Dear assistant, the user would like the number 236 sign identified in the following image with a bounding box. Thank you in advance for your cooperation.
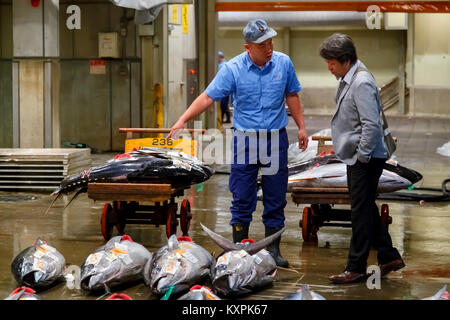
[125,137,198,157]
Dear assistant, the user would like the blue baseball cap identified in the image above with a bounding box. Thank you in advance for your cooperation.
[243,19,277,44]
[217,51,224,58]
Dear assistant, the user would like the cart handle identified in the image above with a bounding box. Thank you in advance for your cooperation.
[119,128,206,139]
[311,135,397,142]
[119,128,206,134]
[312,136,332,141]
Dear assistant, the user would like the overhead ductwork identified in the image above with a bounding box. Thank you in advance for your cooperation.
[218,11,369,29]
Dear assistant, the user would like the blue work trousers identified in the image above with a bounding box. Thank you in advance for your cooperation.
[229,128,289,228]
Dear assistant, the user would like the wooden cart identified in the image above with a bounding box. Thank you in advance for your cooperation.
[291,136,392,242]
[86,127,206,241]
[88,182,192,241]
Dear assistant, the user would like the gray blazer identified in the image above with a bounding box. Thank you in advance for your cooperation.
[331,60,387,166]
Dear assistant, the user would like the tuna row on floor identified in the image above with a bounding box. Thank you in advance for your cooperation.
[5,225,449,301]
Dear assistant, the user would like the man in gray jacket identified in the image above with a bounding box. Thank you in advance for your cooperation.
[319,33,405,284]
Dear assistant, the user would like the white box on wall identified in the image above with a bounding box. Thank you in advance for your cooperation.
[98,32,120,58]
[385,13,408,30]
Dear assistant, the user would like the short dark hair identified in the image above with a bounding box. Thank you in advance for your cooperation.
[319,33,358,64]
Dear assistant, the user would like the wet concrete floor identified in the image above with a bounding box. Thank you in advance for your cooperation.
[0,115,449,300]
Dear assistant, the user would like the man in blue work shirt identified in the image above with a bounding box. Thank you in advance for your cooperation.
[217,51,231,123]
[169,19,308,267]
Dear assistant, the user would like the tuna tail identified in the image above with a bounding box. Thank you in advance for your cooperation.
[301,284,312,300]
[167,234,180,251]
[5,288,27,300]
[245,227,285,255]
[44,193,62,215]
[431,285,447,300]
[200,223,285,255]
[63,188,85,210]
[200,223,240,252]
[96,284,112,300]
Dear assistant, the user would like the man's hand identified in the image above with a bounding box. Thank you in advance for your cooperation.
[167,119,186,139]
[298,128,308,151]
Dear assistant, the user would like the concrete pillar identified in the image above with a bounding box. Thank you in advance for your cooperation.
[12,0,60,148]
[141,34,156,129]
[203,0,218,130]
[140,7,168,130]
[398,39,406,114]
[406,13,415,115]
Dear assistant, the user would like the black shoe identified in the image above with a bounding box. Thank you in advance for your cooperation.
[329,271,367,284]
[265,226,289,268]
[379,258,405,277]
[232,223,249,243]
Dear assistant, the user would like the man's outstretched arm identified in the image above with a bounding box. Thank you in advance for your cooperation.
[167,92,214,138]
[286,93,308,151]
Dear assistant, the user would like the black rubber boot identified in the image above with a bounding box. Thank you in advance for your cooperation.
[265,226,289,268]
[232,223,249,243]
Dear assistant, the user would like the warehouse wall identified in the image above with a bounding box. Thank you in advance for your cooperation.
[0,1,12,58]
[0,1,12,147]
[167,4,197,128]
[59,1,141,152]
[408,13,450,117]
[217,27,406,114]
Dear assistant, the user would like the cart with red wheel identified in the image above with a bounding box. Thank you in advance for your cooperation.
[292,187,392,242]
[87,182,193,241]
[291,136,393,242]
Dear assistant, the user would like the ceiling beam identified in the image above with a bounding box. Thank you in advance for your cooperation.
[215,1,450,13]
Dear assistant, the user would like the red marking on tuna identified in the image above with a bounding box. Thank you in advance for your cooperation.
[80,169,91,179]
[114,153,131,160]
[177,236,193,242]
[106,293,132,300]
[190,285,213,293]
[241,239,255,243]
[190,285,203,291]
[121,235,133,242]
[10,286,36,295]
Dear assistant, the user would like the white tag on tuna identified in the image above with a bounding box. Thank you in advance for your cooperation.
[217,253,230,266]
[254,255,263,265]
[164,260,180,275]
[87,253,101,265]
[173,159,192,171]
[46,252,58,262]
[386,159,398,166]
[182,251,198,264]
[120,254,133,265]
[33,258,47,271]
[115,242,128,251]
[106,253,118,262]
[234,250,248,259]
[33,250,45,259]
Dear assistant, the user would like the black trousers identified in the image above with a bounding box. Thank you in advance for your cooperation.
[346,158,401,273]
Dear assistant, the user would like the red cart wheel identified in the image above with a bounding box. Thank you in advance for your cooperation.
[165,204,178,238]
[180,199,192,236]
[301,207,312,242]
[101,203,114,241]
[300,206,318,242]
[381,204,392,225]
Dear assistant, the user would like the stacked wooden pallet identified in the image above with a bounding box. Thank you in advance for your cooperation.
[0,149,91,192]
